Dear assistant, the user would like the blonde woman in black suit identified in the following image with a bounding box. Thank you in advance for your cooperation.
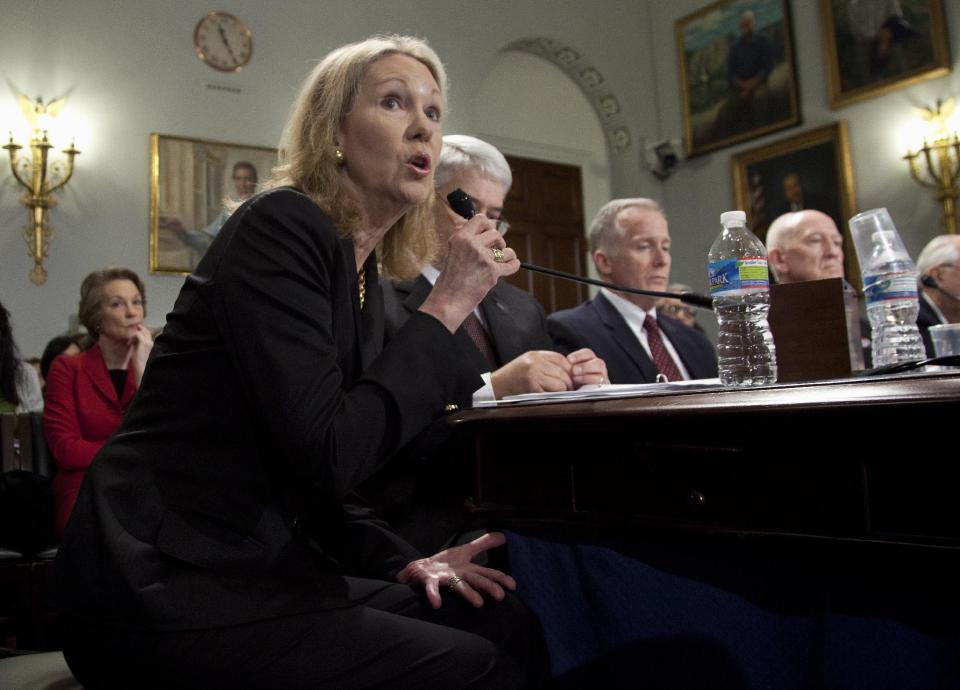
[55,35,546,689]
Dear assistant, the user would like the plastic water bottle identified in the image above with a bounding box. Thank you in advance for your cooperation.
[847,208,925,366]
[708,210,777,386]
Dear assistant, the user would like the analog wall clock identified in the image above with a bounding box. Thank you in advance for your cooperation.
[194,11,253,72]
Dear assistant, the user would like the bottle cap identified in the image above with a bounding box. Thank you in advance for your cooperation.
[720,210,746,225]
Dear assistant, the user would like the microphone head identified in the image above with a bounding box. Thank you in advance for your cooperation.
[679,292,715,310]
[446,189,476,220]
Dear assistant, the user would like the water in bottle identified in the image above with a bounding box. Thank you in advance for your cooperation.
[708,210,777,386]
[847,208,925,366]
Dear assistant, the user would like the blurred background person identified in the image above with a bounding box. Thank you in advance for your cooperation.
[917,234,960,357]
[39,332,86,387]
[656,282,705,333]
[0,300,44,413]
[44,267,152,536]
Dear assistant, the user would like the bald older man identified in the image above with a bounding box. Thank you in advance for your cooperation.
[766,210,874,366]
[766,210,845,284]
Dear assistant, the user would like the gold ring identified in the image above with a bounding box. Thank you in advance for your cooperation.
[492,248,505,263]
[447,575,462,589]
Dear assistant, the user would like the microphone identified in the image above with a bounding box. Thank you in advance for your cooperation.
[446,189,714,310]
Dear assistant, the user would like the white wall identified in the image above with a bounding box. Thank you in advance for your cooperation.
[475,50,611,262]
[1,0,650,356]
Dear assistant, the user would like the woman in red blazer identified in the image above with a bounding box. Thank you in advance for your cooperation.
[44,267,153,536]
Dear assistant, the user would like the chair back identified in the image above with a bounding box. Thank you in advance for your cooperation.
[0,413,53,477]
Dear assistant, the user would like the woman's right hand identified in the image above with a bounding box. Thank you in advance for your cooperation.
[418,214,520,333]
[127,324,155,385]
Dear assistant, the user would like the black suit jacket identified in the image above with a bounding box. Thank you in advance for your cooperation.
[370,275,554,552]
[55,188,482,631]
[382,274,554,372]
[547,292,718,384]
[917,293,945,358]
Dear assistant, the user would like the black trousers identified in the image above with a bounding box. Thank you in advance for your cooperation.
[61,580,549,689]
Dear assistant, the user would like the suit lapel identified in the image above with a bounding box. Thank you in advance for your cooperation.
[480,282,524,365]
[81,344,123,408]
[400,275,433,315]
[393,273,495,372]
[593,294,658,382]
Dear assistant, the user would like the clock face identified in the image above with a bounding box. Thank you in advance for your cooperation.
[194,11,253,72]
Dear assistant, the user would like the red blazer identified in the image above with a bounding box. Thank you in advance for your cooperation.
[44,343,137,536]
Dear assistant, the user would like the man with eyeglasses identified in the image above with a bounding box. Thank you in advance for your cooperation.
[656,283,705,333]
[916,234,960,357]
[373,135,606,554]
[382,135,606,402]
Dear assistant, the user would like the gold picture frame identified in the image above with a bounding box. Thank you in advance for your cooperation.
[676,0,801,157]
[819,0,951,109]
[149,133,277,275]
[731,121,860,282]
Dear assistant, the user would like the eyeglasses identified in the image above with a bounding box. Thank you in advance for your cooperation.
[660,304,698,318]
[440,192,510,235]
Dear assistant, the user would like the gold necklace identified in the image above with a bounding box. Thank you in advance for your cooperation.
[358,267,366,309]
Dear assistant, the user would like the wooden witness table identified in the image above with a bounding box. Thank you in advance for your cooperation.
[446,371,960,686]
[448,370,960,551]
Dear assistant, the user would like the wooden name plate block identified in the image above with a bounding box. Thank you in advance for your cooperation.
[768,277,865,383]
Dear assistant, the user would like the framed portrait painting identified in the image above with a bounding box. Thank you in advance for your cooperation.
[676,0,801,157]
[820,0,951,108]
[149,133,277,275]
[731,121,860,282]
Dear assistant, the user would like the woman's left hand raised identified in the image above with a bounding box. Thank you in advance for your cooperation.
[396,532,517,609]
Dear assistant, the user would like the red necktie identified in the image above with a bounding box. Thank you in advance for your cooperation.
[644,314,683,382]
[462,312,498,368]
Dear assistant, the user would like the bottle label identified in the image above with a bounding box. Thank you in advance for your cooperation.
[862,272,918,305]
[708,257,769,294]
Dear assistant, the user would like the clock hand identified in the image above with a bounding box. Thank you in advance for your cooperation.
[217,22,239,64]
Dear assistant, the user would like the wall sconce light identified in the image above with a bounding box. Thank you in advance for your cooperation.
[3,95,80,285]
[903,98,959,235]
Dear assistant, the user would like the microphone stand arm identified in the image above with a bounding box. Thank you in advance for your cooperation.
[519,262,714,311]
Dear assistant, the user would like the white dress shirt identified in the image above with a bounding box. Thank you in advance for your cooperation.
[601,288,691,380]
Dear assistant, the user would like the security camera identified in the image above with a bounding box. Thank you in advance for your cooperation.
[644,138,685,180]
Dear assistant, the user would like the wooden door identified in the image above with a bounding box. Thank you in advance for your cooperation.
[503,156,588,313]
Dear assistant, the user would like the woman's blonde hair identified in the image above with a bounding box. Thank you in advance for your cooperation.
[266,35,447,279]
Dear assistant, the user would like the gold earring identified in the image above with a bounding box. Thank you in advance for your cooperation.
[335,147,345,165]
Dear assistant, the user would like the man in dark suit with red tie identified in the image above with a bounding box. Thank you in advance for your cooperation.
[547,198,718,383]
